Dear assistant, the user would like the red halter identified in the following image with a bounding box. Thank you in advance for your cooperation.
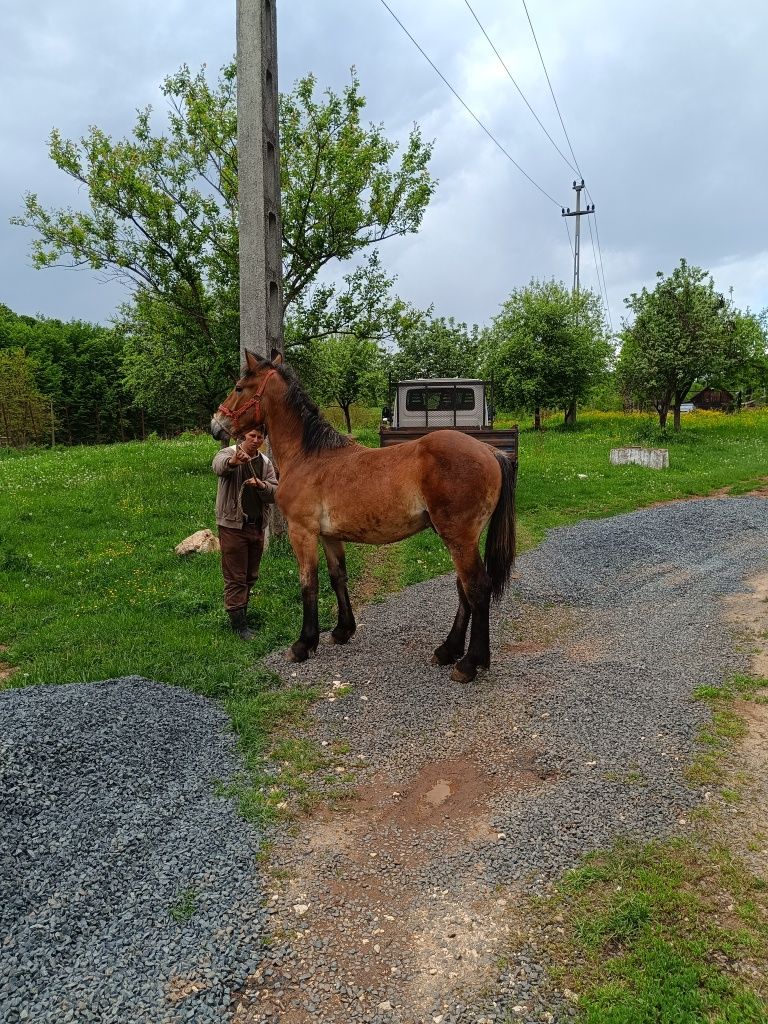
[217,369,277,435]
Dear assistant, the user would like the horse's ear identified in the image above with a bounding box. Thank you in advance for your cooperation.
[244,349,259,372]
[271,348,283,366]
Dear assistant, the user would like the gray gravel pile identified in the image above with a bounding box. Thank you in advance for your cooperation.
[0,677,265,1024]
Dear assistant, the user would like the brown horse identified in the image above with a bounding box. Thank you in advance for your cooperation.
[211,350,517,682]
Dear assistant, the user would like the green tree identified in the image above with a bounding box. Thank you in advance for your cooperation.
[391,314,480,380]
[305,334,386,433]
[0,304,140,443]
[481,279,610,429]
[13,64,435,422]
[725,310,768,404]
[0,349,51,447]
[619,259,751,430]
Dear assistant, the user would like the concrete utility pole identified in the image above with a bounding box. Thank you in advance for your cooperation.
[237,0,284,370]
[561,180,595,426]
[561,180,594,296]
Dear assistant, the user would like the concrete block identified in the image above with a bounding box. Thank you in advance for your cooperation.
[610,447,669,469]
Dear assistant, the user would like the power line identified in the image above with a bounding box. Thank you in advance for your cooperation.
[590,209,614,334]
[586,212,613,332]
[461,0,579,176]
[519,0,583,178]
[563,217,574,260]
[378,0,564,208]
[519,0,614,332]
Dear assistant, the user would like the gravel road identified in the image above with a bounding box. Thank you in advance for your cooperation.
[2,495,767,1024]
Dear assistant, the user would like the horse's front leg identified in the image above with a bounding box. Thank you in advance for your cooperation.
[287,525,320,662]
[321,537,357,645]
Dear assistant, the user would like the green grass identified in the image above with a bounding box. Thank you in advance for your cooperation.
[545,671,768,1021]
[169,887,199,924]
[549,840,768,1023]
[687,674,768,787]
[0,433,350,819]
[2,409,768,816]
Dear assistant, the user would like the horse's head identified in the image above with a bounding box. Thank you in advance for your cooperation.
[210,349,283,442]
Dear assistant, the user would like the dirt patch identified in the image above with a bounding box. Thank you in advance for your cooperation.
[351,544,402,609]
[167,975,211,1003]
[233,752,551,1023]
[502,602,584,655]
[647,477,768,509]
[501,602,611,666]
[718,571,768,879]
[723,571,768,679]
[0,647,17,685]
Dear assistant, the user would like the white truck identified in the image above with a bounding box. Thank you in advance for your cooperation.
[379,378,518,455]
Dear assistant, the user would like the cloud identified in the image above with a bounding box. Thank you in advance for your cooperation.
[2,0,767,328]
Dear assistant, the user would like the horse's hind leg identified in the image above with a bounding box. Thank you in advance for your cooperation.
[321,537,356,644]
[447,549,492,684]
[432,579,470,666]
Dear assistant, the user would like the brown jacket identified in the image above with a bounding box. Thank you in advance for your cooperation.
[212,446,278,530]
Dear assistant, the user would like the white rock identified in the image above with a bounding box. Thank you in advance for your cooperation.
[293,903,309,916]
[174,529,220,555]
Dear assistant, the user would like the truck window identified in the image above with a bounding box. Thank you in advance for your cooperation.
[404,387,476,412]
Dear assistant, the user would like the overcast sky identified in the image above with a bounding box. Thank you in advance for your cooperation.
[3,0,767,335]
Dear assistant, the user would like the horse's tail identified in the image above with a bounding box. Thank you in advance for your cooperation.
[484,451,517,602]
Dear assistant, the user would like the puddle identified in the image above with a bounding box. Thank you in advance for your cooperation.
[424,779,452,806]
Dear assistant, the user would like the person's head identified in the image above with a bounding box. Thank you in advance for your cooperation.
[237,424,266,452]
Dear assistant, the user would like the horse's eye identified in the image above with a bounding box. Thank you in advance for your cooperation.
[235,385,243,393]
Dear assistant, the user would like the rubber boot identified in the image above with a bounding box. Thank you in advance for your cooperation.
[228,606,255,641]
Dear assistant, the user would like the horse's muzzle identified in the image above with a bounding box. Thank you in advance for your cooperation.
[210,416,231,442]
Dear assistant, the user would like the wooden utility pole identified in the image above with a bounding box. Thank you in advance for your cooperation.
[237,0,284,370]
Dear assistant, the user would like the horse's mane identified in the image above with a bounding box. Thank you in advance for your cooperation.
[250,355,352,454]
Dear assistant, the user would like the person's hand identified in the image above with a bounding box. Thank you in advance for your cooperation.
[231,446,252,465]
[244,477,266,489]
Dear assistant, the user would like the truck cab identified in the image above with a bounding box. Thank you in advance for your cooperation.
[382,378,491,430]
[380,377,517,455]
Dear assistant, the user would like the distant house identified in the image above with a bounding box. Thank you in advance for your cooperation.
[690,387,734,411]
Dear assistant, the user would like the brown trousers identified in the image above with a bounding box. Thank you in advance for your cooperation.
[218,524,265,610]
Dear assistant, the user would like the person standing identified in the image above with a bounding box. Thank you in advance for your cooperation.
[212,425,278,639]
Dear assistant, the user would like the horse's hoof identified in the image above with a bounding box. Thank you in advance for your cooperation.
[450,658,477,683]
[432,644,460,666]
[287,644,308,663]
[330,628,353,645]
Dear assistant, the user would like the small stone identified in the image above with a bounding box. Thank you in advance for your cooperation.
[293,904,310,916]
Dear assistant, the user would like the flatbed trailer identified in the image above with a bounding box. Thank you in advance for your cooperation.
[380,424,518,456]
